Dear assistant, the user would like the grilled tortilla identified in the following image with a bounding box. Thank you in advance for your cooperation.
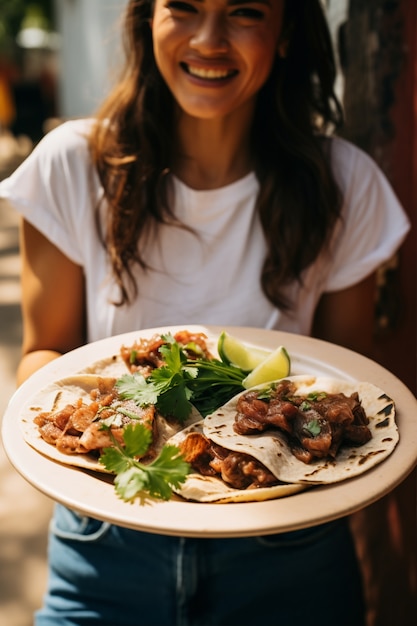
[20,370,398,504]
[20,373,305,503]
[168,421,305,502]
[203,375,398,485]
[165,375,398,502]
[20,374,201,473]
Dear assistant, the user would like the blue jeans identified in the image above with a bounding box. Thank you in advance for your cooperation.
[35,504,365,626]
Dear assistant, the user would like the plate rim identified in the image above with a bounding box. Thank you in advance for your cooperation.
[3,324,417,537]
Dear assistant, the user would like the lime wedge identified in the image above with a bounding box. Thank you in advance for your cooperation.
[217,331,271,373]
[242,345,291,388]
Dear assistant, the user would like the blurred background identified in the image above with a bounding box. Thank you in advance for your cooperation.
[0,3,129,624]
[0,1,415,625]
[0,0,128,176]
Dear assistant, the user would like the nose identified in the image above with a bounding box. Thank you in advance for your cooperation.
[189,13,229,55]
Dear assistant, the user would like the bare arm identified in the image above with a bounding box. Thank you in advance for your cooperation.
[312,273,376,358]
[17,219,86,385]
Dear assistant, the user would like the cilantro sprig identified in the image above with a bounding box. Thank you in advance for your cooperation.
[99,423,190,502]
[100,334,247,502]
[115,334,246,421]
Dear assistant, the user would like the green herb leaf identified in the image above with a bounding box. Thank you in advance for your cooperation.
[115,373,159,406]
[123,422,153,457]
[144,445,191,500]
[256,385,275,402]
[114,466,149,501]
[183,341,205,357]
[100,414,124,428]
[303,419,322,437]
[99,446,131,474]
[149,343,197,420]
[306,391,327,402]
[99,423,190,502]
[159,339,184,371]
[116,340,246,421]
[114,407,150,421]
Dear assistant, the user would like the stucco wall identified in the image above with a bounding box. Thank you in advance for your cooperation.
[53,0,128,117]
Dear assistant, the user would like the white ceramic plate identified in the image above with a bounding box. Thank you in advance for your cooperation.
[3,325,417,537]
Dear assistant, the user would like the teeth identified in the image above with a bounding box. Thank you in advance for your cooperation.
[187,66,231,79]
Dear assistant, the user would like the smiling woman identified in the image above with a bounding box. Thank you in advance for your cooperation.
[0,0,411,624]
[151,0,286,125]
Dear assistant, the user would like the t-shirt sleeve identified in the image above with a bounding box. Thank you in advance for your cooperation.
[323,138,410,292]
[0,119,97,266]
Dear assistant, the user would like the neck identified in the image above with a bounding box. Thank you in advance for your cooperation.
[171,106,255,190]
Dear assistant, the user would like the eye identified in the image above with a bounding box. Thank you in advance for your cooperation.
[166,0,198,13]
[230,6,265,20]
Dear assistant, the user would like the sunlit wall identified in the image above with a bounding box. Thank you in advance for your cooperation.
[53,0,128,118]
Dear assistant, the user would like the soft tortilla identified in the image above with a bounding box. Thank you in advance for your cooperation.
[78,355,128,378]
[20,374,201,473]
[21,371,305,503]
[168,422,305,503]
[20,368,398,502]
[203,375,399,485]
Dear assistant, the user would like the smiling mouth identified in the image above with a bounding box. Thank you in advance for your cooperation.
[182,63,238,80]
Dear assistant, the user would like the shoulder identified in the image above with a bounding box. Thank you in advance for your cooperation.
[44,117,94,141]
[3,118,98,195]
[326,135,382,188]
[320,135,410,291]
[327,134,371,161]
[33,118,94,163]
[0,117,99,222]
[324,135,399,209]
[0,118,101,266]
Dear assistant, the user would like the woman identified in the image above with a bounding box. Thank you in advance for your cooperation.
[0,1,409,624]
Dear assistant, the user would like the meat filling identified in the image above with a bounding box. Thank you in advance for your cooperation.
[234,380,372,463]
[121,330,213,376]
[34,377,156,458]
[179,432,280,490]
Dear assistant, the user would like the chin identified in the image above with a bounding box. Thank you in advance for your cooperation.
[175,97,239,121]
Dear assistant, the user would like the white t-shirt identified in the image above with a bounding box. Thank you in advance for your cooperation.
[0,119,410,343]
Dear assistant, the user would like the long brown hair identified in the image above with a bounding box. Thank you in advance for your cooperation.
[89,0,343,308]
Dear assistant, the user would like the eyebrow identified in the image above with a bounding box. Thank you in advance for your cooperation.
[228,0,271,4]
[192,0,272,5]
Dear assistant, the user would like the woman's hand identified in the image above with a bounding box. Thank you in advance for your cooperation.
[17,219,86,384]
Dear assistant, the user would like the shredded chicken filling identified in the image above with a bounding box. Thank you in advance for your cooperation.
[34,377,156,458]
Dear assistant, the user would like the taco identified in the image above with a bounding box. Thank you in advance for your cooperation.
[20,334,398,504]
[78,329,215,379]
[202,375,398,485]
[20,374,201,473]
[168,421,306,502]
[20,329,216,473]
[20,373,302,504]
[165,375,398,503]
